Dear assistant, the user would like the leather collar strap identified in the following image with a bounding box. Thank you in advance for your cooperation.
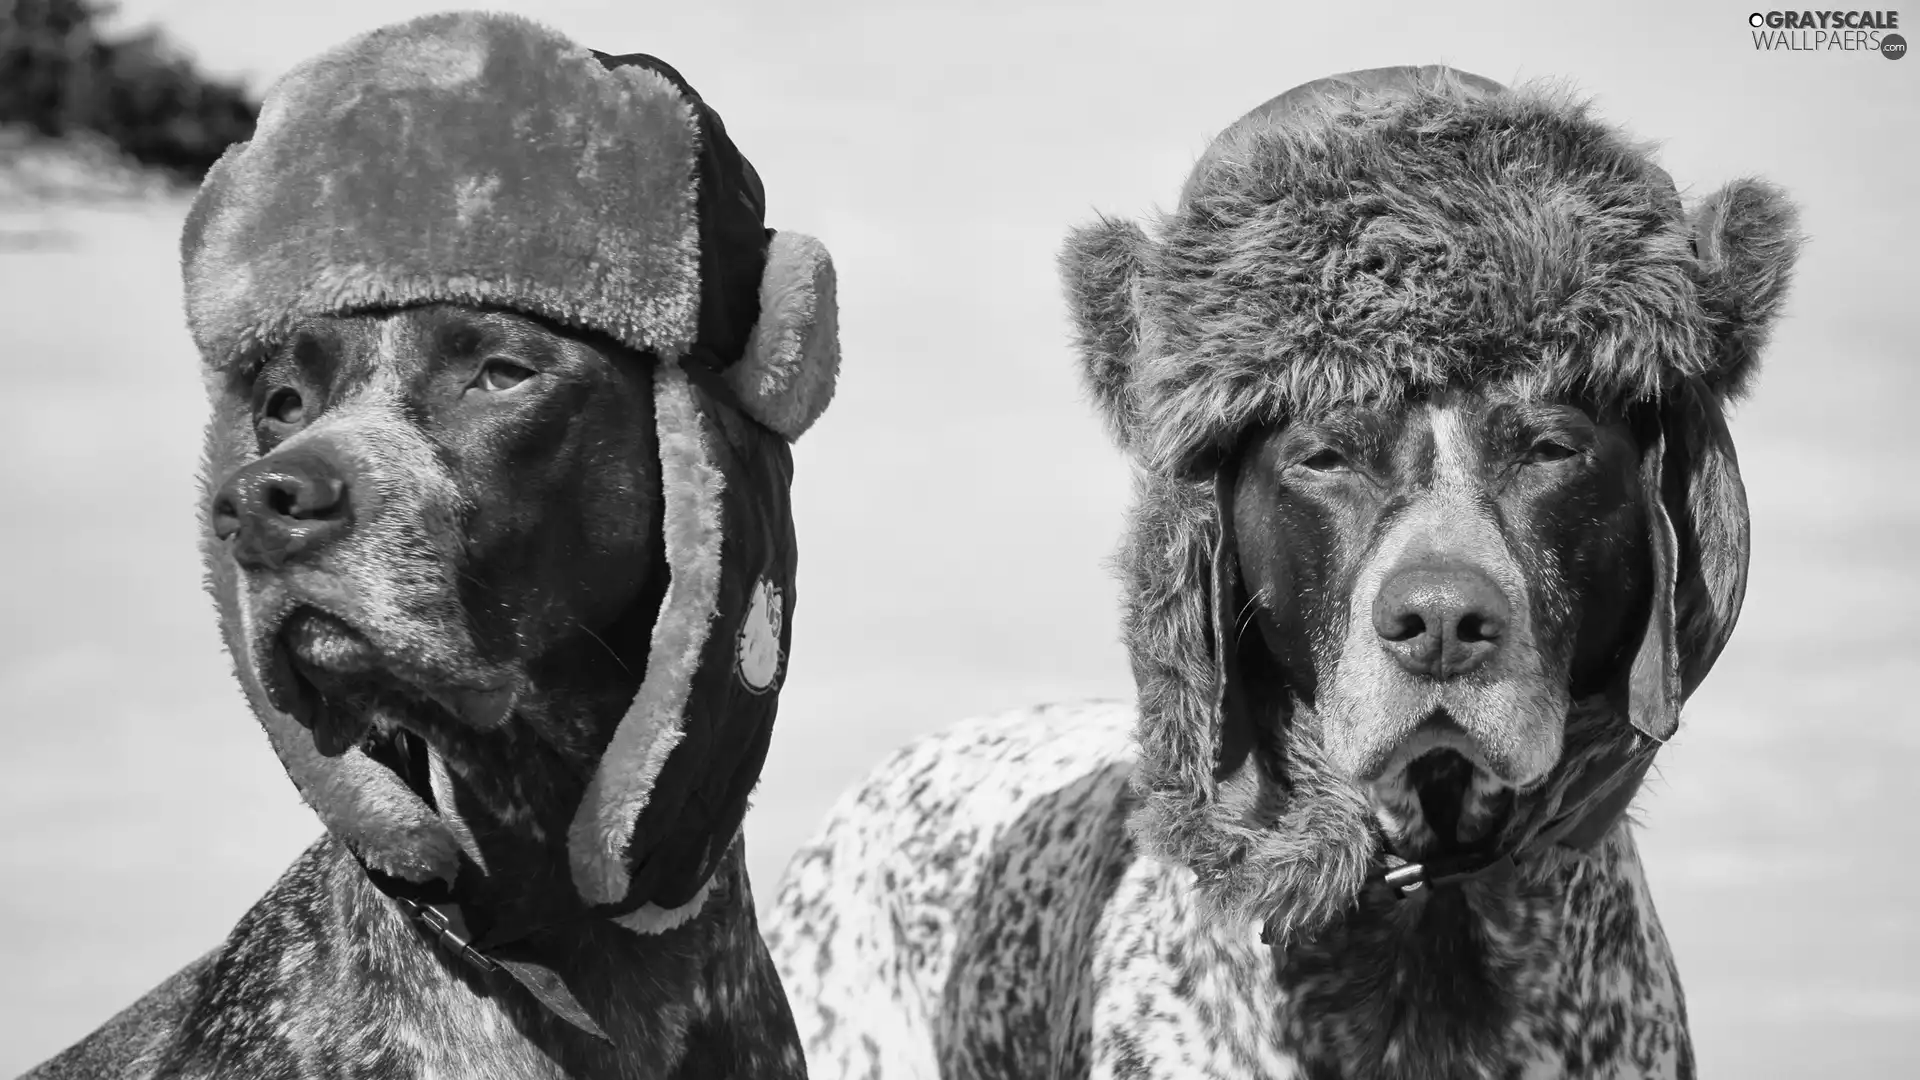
[1258,735,1660,944]
[1370,735,1661,900]
[352,859,616,1043]
[392,895,613,1043]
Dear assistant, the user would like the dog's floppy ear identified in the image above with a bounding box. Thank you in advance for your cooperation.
[1662,378,1753,700]
[1627,377,1751,741]
[1689,178,1803,403]
[1060,215,1152,450]
[725,230,840,441]
[1209,454,1264,779]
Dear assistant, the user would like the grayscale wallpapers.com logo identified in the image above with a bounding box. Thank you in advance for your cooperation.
[1747,10,1907,56]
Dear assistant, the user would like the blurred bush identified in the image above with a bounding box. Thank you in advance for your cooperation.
[0,0,257,184]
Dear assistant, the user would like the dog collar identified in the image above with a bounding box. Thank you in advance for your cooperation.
[359,849,659,1045]
[1370,736,1661,900]
[349,853,618,1043]
[1258,736,1661,942]
[392,894,615,1044]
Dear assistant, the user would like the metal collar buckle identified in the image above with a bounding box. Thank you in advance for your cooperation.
[395,896,615,1044]
[1382,862,1429,897]
[1379,851,1518,899]
[397,896,497,974]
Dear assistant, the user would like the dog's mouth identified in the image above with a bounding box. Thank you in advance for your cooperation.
[259,606,519,759]
[1370,742,1518,861]
[262,608,389,757]
[1413,748,1513,852]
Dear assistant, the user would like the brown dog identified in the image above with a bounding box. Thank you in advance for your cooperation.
[25,13,840,1079]
[32,307,796,1079]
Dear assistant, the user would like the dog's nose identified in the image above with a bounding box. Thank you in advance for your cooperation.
[1372,563,1510,679]
[211,449,352,570]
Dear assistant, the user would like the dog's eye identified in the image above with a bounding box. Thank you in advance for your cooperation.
[1299,448,1348,472]
[1524,438,1580,464]
[263,388,305,425]
[476,360,535,392]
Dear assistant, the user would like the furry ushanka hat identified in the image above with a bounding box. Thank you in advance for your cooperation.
[1061,66,1802,940]
[183,12,839,920]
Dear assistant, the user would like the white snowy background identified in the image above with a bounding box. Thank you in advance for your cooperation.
[2,0,1914,1074]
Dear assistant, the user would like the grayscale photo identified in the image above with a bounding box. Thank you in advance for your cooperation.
[1,1,1911,1076]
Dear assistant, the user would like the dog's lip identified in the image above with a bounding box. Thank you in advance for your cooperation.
[282,607,381,676]
[255,606,387,757]
[1360,712,1494,785]
[258,632,371,757]
[430,683,519,730]
[262,605,520,737]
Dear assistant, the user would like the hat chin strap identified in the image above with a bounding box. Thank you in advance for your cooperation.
[315,360,733,1044]
[567,359,727,907]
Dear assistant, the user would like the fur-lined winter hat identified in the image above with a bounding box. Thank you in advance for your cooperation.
[183,12,838,922]
[1061,66,1800,938]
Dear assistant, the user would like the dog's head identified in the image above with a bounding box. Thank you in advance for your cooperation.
[1061,66,1800,942]
[183,13,839,929]
[1220,382,1721,864]
[205,303,662,808]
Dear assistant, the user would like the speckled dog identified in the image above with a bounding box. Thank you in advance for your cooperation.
[766,67,1800,1079]
[24,13,840,1079]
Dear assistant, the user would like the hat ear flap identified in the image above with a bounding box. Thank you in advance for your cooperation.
[568,364,799,919]
[1626,377,1752,741]
[725,230,839,441]
[1060,215,1151,450]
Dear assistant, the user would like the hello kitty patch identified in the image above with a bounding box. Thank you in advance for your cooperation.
[735,577,785,694]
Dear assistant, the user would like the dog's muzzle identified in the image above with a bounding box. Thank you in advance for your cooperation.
[264,607,383,756]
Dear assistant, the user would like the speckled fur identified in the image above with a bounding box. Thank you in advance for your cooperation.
[767,702,1692,1080]
[28,836,804,1080]
[23,302,813,1079]
[770,65,1794,1080]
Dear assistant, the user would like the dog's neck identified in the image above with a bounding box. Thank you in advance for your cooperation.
[369,593,670,940]
[1257,701,1661,1077]
[303,833,805,1079]
[341,597,771,1046]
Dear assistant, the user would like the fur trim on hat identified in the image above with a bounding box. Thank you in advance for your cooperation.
[1060,65,1803,943]
[1063,66,1803,479]
[184,12,840,924]
[569,361,725,905]
[181,11,703,371]
[729,231,841,441]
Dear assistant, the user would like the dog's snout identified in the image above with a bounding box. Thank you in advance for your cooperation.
[212,449,352,570]
[1372,563,1510,679]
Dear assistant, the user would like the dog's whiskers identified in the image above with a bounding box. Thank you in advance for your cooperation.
[1234,590,1264,648]
[578,622,631,675]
